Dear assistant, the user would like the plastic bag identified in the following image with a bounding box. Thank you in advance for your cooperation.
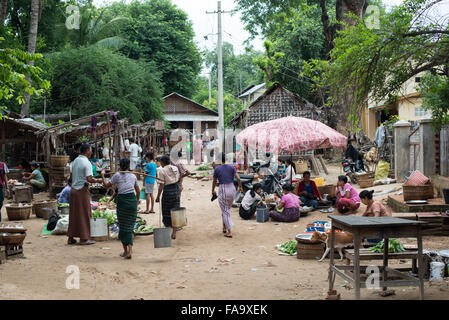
[51,216,69,235]
[374,161,390,181]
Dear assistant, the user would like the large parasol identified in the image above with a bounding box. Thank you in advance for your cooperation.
[236,116,347,183]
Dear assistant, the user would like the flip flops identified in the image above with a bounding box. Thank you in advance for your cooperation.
[79,240,96,245]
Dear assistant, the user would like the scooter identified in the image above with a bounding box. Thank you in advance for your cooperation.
[233,173,255,203]
[251,162,284,198]
[341,158,370,184]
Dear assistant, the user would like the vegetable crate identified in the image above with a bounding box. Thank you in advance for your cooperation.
[4,244,24,259]
[403,184,434,201]
[12,186,33,203]
[296,242,325,260]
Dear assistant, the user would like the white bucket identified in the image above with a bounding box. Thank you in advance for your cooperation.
[430,261,445,280]
[90,217,108,237]
[171,207,187,228]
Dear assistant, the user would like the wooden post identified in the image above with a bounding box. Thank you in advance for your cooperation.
[105,112,113,168]
[35,140,39,162]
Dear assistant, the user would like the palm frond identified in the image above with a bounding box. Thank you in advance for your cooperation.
[93,36,127,51]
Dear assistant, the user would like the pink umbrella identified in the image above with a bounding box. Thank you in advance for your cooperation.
[236,116,347,183]
[236,116,347,153]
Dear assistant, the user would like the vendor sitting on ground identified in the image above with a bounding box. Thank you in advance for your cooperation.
[335,175,360,214]
[297,171,322,210]
[239,183,263,220]
[58,178,72,204]
[359,190,390,217]
[22,161,46,192]
[269,183,301,222]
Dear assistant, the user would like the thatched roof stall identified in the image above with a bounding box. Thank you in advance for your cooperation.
[124,119,170,156]
[35,111,126,171]
[0,112,47,167]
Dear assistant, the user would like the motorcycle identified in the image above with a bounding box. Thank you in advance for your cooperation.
[233,173,255,203]
[250,161,284,198]
[341,158,370,184]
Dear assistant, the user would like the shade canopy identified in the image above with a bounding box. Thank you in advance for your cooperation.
[235,116,347,153]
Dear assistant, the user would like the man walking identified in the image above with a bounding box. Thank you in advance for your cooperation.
[128,138,142,171]
[67,143,103,245]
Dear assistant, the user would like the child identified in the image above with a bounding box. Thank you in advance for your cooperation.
[144,152,157,214]
[239,183,263,220]
[336,175,360,214]
[58,178,72,204]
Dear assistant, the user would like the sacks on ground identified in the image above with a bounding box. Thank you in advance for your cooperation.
[46,212,61,231]
[374,161,390,181]
[51,216,69,235]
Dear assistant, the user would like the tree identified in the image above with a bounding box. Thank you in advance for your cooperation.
[0,34,50,117]
[304,0,449,131]
[419,74,449,131]
[203,42,263,95]
[254,40,285,86]
[20,0,40,117]
[101,0,202,97]
[44,46,164,123]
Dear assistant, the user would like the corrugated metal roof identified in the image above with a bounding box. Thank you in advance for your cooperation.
[238,83,266,98]
[164,114,219,122]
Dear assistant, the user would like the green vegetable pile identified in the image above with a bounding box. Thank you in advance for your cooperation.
[369,239,405,253]
[58,203,69,207]
[196,165,211,171]
[92,209,117,225]
[99,196,111,204]
[279,240,297,255]
[134,225,154,233]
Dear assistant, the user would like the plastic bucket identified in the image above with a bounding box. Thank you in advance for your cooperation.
[153,227,172,248]
[443,189,449,205]
[256,207,269,222]
[90,217,108,238]
[171,207,187,228]
[140,190,146,200]
[59,206,70,215]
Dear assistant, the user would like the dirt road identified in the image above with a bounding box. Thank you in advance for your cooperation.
[1,164,449,300]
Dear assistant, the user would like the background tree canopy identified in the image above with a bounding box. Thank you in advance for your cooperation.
[41,46,163,123]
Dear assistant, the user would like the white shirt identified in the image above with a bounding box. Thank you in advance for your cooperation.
[283,165,296,182]
[129,143,142,159]
[71,155,93,190]
[241,190,261,211]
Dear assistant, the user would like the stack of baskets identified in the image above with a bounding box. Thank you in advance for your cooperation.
[5,204,33,221]
[33,200,58,219]
[0,223,27,260]
[49,155,70,197]
[357,172,374,189]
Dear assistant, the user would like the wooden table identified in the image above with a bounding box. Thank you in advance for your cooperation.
[327,215,427,300]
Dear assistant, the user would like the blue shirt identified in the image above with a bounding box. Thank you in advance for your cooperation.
[213,164,236,184]
[144,162,157,184]
[303,183,313,195]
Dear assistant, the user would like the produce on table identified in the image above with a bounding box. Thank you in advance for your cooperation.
[196,165,211,171]
[58,203,69,207]
[369,239,405,253]
[92,209,117,225]
[279,240,297,255]
[99,196,111,204]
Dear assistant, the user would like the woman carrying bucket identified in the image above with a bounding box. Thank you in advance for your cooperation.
[211,153,243,238]
[101,158,140,259]
[155,155,180,240]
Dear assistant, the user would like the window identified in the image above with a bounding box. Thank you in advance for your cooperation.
[414,107,428,116]
[415,77,421,83]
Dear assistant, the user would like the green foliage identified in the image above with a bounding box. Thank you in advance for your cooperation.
[0,34,50,115]
[192,78,245,127]
[303,0,449,130]
[203,42,264,95]
[44,46,163,123]
[419,73,449,131]
[254,40,285,86]
[101,0,202,97]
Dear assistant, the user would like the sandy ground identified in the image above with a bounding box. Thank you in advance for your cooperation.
[1,163,449,300]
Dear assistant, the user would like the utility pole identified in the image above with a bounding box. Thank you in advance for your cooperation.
[43,97,46,123]
[207,1,233,152]
[208,72,212,104]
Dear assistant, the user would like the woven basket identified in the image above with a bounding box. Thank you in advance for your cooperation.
[358,178,374,188]
[0,233,26,246]
[6,205,32,221]
[403,184,434,201]
[295,159,308,174]
[50,155,70,167]
[356,172,374,181]
[33,200,58,218]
